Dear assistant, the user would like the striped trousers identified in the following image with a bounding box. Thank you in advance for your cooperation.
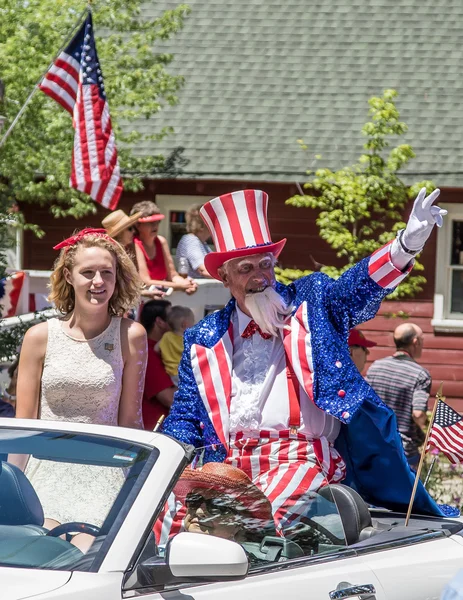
[226,430,346,529]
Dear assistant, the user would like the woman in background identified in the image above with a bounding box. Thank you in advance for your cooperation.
[102,209,165,301]
[176,204,212,279]
[130,201,197,295]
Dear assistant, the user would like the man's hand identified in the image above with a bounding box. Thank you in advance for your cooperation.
[402,187,447,252]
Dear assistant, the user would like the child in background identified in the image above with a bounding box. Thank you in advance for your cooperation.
[157,306,195,385]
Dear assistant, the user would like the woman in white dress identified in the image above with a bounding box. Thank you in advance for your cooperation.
[15,228,147,530]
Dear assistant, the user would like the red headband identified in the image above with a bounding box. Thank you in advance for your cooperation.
[53,228,114,251]
[138,214,165,223]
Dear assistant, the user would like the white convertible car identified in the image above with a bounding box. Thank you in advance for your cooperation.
[1,418,463,600]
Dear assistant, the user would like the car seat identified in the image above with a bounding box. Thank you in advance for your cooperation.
[318,484,390,545]
[0,461,46,537]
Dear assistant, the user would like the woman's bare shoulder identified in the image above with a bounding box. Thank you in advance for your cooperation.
[24,320,49,342]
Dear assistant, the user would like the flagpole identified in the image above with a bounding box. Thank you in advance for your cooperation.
[0,7,89,151]
[423,454,438,488]
[404,382,444,526]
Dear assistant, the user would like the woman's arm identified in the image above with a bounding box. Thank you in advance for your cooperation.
[194,264,213,278]
[159,235,179,281]
[16,322,48,419]
[10,322,47,470]
[159,236,198,294]
[134,240,197,293]
[119,319,147,429]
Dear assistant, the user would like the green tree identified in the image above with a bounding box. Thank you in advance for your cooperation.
[0,1,189,360]
[0,0,190,220]
[278,89,434,298]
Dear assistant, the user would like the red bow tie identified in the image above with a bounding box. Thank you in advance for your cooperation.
[241,320,272,340]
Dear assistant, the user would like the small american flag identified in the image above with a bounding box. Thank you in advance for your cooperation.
[427,399,463,464]
[39,12,122,209]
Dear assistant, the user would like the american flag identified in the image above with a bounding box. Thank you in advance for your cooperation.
[39,12,122,209]
[427,399,463,464]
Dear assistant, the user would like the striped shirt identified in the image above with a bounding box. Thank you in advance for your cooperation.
[176,234,211,278]
[366,352,431,457]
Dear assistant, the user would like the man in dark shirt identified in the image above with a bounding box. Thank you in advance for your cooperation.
[139,300,177,430]
[366,323,430,467]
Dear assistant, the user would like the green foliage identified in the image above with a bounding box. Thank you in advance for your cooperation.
[274,266,313,286]
[424,452,463,511]
[0,0,190,220]
[282,90,434,299]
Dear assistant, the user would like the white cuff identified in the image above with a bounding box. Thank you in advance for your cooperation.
[390,238,416,271]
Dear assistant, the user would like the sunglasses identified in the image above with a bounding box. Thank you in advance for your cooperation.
[185,493,238,516]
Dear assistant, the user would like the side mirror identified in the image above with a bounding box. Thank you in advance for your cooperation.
[166,532,248,581]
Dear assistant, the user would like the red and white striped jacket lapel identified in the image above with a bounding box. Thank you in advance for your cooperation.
[283,302,314,400]
[190,323,234,450]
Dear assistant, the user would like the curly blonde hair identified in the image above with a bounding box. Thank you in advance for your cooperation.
[49,233,143,316]
[186,204,207,235]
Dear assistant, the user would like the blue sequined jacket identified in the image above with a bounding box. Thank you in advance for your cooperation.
[163,256,453,517]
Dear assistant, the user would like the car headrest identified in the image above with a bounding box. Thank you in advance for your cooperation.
[0,462,44,526]
[318,484,372,545]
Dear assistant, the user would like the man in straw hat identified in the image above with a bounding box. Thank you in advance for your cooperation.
[163,187,454,522]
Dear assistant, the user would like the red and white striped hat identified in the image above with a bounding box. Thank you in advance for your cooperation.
[200,190,286,280]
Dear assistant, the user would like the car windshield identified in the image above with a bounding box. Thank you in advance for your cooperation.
[0,426,157,572]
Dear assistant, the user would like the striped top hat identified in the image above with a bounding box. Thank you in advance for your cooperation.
[200,190,286,280]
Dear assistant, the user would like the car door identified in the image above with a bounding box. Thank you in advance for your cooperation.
[123,484,387,600]
[361,533,463,600]
[145,553,386,600]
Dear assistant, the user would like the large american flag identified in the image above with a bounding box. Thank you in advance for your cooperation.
[427,399,463,464]
[39,12,122,209]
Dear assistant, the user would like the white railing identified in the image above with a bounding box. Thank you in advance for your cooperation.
[1,270,231,327]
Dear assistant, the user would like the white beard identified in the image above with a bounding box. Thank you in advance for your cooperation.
[244,286,293,337]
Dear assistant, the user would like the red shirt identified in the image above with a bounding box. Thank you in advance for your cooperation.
[143,339,174,430]
[134,237,168,281]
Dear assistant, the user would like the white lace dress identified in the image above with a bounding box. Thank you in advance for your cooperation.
[26,317,126,526]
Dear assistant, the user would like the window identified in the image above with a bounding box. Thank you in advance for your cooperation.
[154,194,209,252]
[433,203,463,331]
[0,428,157,572]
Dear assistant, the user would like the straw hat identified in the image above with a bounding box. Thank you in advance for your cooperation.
[174,462,274,525]
[101,210,142,239]
[200,190,286,280]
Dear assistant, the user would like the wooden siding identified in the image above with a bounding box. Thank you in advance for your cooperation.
[21,180,463,301]
[360,300,463,414]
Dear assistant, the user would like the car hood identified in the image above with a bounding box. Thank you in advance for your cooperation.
[0,567,71,599]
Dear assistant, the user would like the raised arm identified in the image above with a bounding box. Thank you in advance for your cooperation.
[118,319,147,429]
[316,188,446,332]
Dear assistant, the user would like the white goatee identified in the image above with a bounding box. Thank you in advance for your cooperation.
[244,286,292,337]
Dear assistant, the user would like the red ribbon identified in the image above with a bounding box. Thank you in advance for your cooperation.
[53,228,113,251]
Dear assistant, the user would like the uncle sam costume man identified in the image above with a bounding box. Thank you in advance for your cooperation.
[163,187,454,525]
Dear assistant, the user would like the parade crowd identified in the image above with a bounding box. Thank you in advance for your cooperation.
[0,187,453,551]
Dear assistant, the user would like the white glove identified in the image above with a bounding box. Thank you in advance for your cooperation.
[401,187,447,252]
